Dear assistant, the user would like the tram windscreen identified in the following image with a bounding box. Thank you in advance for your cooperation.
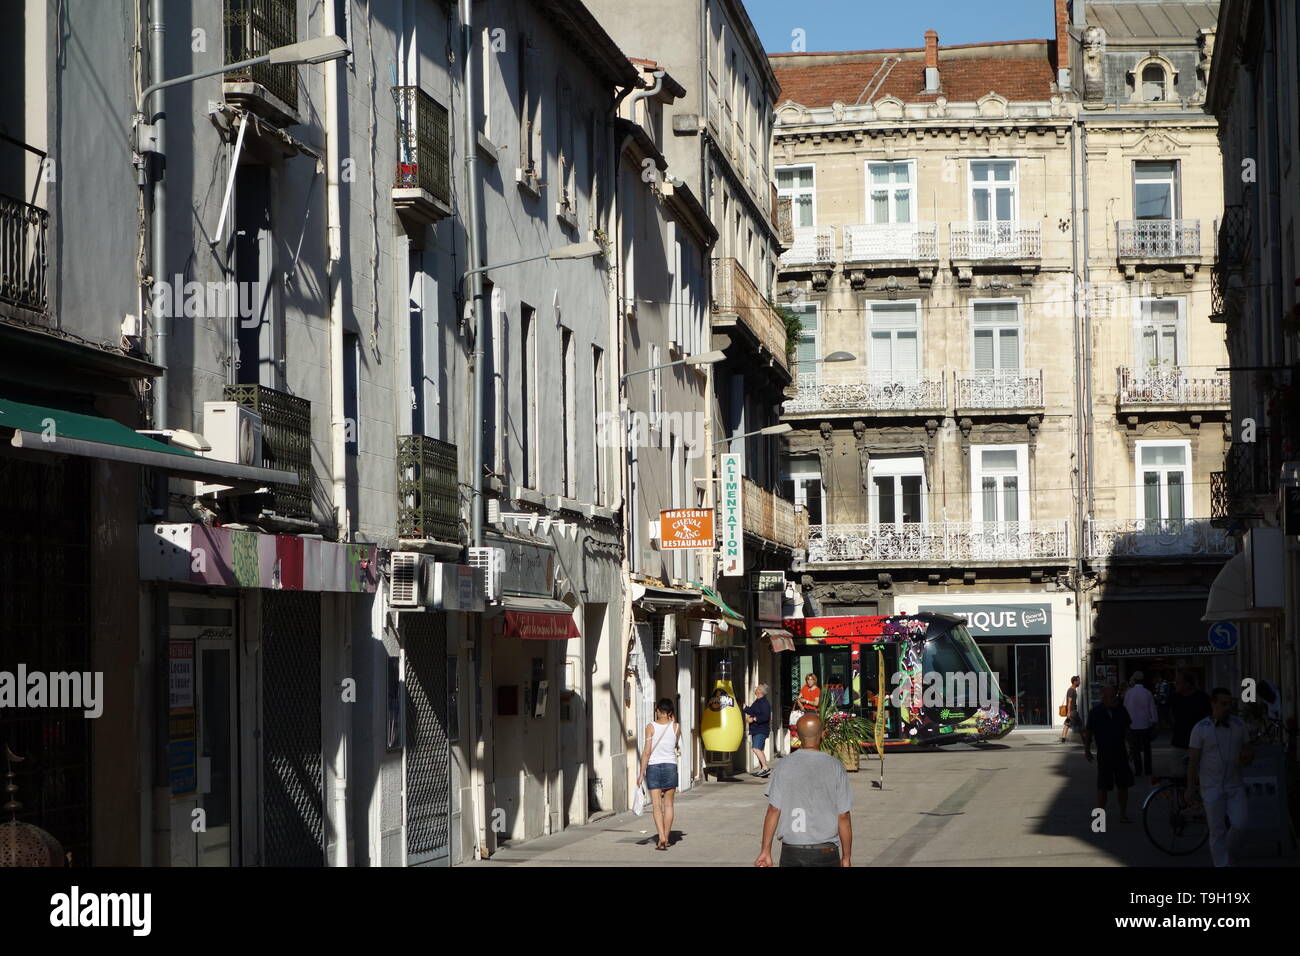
[948,623,1004,698]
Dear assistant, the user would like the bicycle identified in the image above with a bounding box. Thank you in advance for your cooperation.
[1142,775,1208,855]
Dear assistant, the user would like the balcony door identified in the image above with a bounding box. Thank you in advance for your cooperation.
[972,300,1022,373]
[971,445,1029,524]
[1136,298,1184,371]
[867,160,915,225]
[1136,441,1190,529]
[784,458,823,526]
[869,301,920,383]
[869,456,926,526]
[969,160,1018,256]
[1134,161,1178,220]
[776,164,816,230]
[791,303,820,382]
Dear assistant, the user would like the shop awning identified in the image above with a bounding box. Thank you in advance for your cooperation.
[784,615,891,644]
[1202,553,1255,622]
[2,397,299,486]
[500,596,580,640]
[630,581,704,611]
[763,629,795,652]
[691,581,746,629]
[1092,598,1221,655]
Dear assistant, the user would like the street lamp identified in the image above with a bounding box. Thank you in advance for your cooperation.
[461,240,604,286]
[790,350,856,366]
[713,423,792,446]
[135,32,352,429]
[621,350,725,381]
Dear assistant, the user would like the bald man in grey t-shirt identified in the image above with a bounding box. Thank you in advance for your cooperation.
[755,714,853,867]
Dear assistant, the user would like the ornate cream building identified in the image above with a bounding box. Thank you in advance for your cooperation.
[767,0,1232,732]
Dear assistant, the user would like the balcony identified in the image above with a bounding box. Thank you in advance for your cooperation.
[783,369,946,417]
[1086,518,1231,560]
[1211,434,1275,524]
[711,257,790,378]
[392,86,452,229]
[1210,206,1250,324]
[224,384,312,521]
[1115,366,1229,411]
[0,192,48,323]
[1116,219,1201,279]
[806,520,1070,566]
[223,0,299,124]
[742,478,807,552]
[955,369,1043,412]
[948,222,1041,284]
[778,227,835,287]
[842,223,939,289]
[397,435,459,543]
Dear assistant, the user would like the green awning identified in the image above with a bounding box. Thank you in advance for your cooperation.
[691,581,746,628]
[1,397,299,486]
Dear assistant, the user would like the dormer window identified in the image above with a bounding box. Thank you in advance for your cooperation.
[1142,65,1166,101]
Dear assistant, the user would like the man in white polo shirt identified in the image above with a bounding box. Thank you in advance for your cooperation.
[1187,687,1253,867]
[1123,671,1158,779]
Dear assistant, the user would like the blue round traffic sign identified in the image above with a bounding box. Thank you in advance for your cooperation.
[1208,621,1239,651]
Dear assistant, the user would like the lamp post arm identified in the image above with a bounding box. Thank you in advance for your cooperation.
[460,251,553,286]
[137,55,272,115]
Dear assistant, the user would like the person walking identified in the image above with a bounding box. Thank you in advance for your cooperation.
[1187,688,1253,867]
[755,713,853,868]
[1169,671,1211,775]
[1154,673,1173,730]
[1060,675,1081,743]
[1124,671,1159,779]
[1083,685,1134,823]
[636,698,681,851]
[744,683,772,777]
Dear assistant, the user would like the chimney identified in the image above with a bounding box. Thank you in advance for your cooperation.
[924,29,941,93]
[1054,0,1072,90]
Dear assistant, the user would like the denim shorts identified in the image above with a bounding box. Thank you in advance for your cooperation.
[750,731,769,750]
[646,763,678,791]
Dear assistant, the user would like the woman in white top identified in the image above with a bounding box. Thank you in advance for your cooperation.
[637,697,681,850]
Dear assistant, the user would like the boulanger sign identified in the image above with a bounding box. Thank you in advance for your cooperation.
[918,603,1052,639]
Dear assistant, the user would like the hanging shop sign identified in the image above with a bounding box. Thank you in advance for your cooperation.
[917,603,1052,639]
[659,509,714,550]
[720,453,744,576]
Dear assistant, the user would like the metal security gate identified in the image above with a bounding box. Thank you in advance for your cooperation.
[261,591,323,866]
[403,613,451,866]
[0,456,91,863]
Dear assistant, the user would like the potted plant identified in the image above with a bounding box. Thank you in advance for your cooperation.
[817,689,871,772]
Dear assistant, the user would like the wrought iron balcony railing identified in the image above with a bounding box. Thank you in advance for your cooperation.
[397,435,459,542]
[1116,366,1230,406]
[843,223,938,262]
[1086,518,1232,559]
[1214,205,1251,268]
[224,383,312,520]
[224,0,298,111]
[1116,219,1201,259]
[949,221,1041,260]
[711,257,789,373]
[806,520,1070,564]
[779,227,835,269]
[0,192,48,317]
[393,86,451,207]
[955,369,1044,409]
[741,477,806,551]
[1212,435,1275,521]
[784,369,947,414]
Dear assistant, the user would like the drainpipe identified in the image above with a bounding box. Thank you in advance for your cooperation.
[148,0,167,428]
[1070,119,1085,688]
[1078,119,1097,689]
[459,0,492,862]
[322,0,349,868]
[625,70,664,122]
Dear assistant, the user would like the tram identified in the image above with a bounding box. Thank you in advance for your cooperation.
[782,611,1015,748]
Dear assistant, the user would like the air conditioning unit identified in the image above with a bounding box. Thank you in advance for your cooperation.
[390,551,436,609]
[467,546,505,602]
[198,402,263,495]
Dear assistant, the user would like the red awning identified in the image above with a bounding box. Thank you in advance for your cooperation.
[504,610,580,640]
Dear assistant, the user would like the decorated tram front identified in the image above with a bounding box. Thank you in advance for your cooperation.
[782,612,1016,749]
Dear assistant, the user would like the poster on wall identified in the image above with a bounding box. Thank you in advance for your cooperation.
[167,641,197,797]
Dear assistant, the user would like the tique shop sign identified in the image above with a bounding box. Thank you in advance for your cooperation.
[917,603,1053,639]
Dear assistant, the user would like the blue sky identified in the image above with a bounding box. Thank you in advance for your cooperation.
[743,0,1057,53]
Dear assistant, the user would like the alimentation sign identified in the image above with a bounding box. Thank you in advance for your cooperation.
[917,603,1052,639]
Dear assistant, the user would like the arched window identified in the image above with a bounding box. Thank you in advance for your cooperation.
[1142,64,1166,101]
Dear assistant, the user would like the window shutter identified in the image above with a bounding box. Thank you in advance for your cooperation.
[998,328,1019,369]
[973,329,995,370]
[894,330,918,372]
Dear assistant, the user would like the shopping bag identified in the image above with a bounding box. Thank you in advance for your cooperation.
[633,782,649,816]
